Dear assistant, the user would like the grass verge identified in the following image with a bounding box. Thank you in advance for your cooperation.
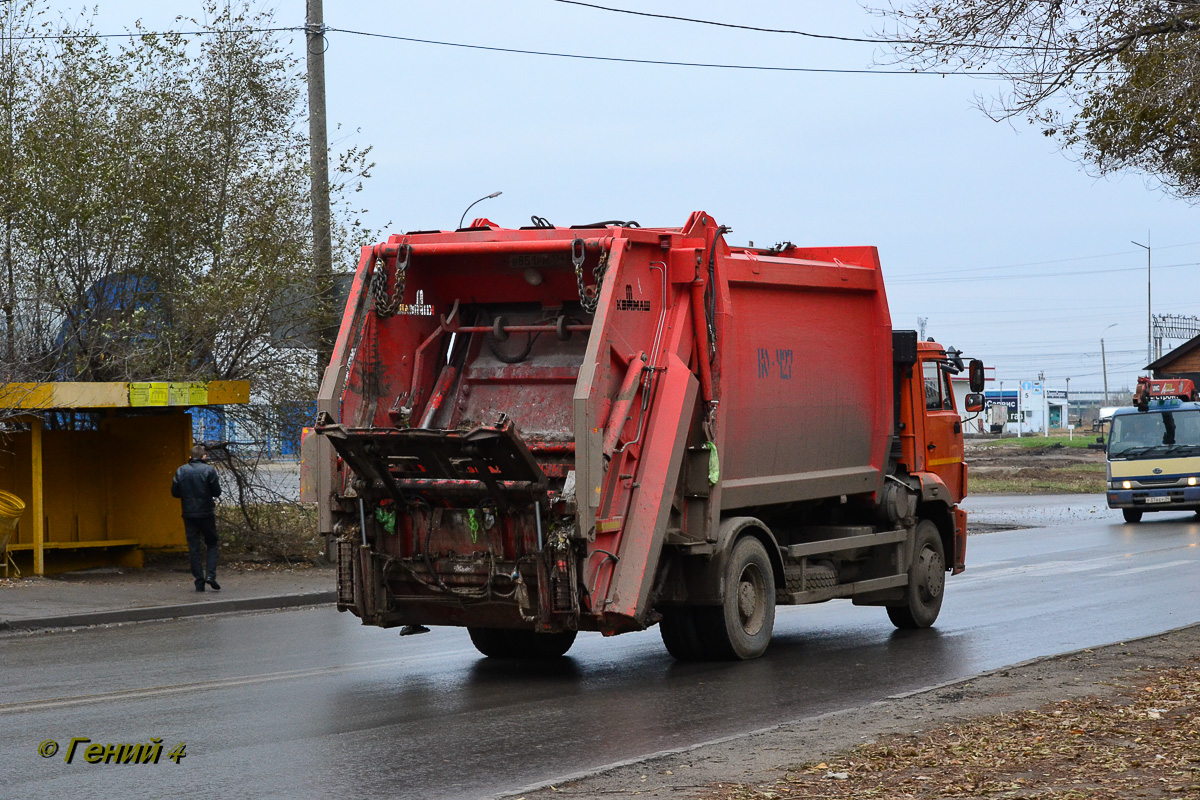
[707,658,1200,799]
[971,434,1101,450]
[970,463,1106,495]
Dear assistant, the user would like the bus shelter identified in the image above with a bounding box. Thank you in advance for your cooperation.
[0,381,248,575]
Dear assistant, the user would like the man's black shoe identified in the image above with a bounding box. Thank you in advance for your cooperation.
[195,580,206,592]
[206,578,221,591]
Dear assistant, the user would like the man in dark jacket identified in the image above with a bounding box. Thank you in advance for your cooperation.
[171,444,223,592]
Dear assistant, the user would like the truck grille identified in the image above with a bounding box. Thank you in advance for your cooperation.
[1135,477,1179,487]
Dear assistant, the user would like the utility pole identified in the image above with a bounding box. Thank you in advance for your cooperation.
[306,0,333,382]
[2,14,14,373]
[1102,339,1109,404]
[1132,235,1150,371]
[1101,323,1117,406]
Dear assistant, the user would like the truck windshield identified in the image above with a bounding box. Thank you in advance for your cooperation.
[1108,409,1200,458]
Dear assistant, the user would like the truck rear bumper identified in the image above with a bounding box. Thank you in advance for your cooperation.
[1106,487,1200,510]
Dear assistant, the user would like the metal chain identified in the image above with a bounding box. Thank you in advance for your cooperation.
[574,239,608,315]
[371,244,409,318]
[572,239,593,314]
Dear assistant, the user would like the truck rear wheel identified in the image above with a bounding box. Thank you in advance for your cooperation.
[467,627,577,659]
[694,536,776,660]
[1122,508,1143,523]
[887,521,945,630]
[658,607,705,661]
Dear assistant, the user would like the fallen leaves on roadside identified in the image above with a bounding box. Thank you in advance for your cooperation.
[698,659,1200,799]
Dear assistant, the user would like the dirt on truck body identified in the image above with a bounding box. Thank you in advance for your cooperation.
[304,211,984,661]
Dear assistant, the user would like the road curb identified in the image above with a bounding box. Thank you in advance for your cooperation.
[0,591,336,632]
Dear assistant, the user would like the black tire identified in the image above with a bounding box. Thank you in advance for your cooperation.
[467,627,519,658]
[659,607,705,661]
[519,630,577,658]
[467,627,576,659]
[887,520,945,630]
[695,536,776,660]
[1123,508,1143,523]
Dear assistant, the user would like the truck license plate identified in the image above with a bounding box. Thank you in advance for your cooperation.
[1144,496,1171,504]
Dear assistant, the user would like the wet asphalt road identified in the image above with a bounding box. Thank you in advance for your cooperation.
[3,507,1200,799]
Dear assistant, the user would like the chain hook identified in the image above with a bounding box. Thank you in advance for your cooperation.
[573,238,602,314]
[372,242,410,318]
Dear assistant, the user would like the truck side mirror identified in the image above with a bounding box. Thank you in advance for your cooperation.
[965,393,984,413]
[968,359,985,393]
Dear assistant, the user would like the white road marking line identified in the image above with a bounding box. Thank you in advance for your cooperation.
[0,646,476,715]
[963,544,1200,585]
[1106,559,1195,577]
[963,556,1122,583]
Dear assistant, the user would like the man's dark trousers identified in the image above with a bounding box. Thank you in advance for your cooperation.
[184,515,219,583]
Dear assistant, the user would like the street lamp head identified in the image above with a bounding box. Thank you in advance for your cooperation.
[459,191,504,229]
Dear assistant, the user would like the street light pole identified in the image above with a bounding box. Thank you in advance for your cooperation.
[1101,322,1118,406]
[1065,376,1070,430]
[1132,236,1150,369]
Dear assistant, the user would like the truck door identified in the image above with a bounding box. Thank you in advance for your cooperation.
[920,359,965,497]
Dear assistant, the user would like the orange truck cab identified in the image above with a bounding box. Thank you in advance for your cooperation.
[893,338,982,573]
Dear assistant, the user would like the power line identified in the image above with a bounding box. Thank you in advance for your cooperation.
[896,312,1171,328]
[893,238,1200,280]
[549,0,1057,52]
[2,26,299,41]
[2,22,1101,77]
[551,0,889,43]
[891,300,1197,317]
[325,27,1060,77]
[891,259,1200,285]
[969,349,1147,358]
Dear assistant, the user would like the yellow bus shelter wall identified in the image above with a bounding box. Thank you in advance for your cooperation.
[104,414,191,548]
[0,412,191,573]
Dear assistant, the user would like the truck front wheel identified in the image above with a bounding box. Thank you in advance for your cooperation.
[1122,508,1143,523]
[887,521,945,630]
[694,536,776,660]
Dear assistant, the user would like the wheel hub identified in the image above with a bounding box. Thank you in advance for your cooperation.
[917,547,944,599]
[736,565,766,635]
[738,582,757,618]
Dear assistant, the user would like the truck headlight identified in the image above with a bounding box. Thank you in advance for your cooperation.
[1122,480,1132,489]
[1189,477,1198,487]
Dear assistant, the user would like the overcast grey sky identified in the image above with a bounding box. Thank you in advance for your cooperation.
[89,1,1200,393]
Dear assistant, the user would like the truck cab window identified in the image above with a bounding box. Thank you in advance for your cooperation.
[923,362,942,410]
[941,367,955,411]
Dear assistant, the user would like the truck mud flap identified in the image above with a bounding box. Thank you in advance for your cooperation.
[318,420,547,507]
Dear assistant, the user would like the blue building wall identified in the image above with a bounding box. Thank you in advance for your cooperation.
[188,402,313,459]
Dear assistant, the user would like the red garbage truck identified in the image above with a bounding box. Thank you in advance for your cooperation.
[306,211,982,660]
